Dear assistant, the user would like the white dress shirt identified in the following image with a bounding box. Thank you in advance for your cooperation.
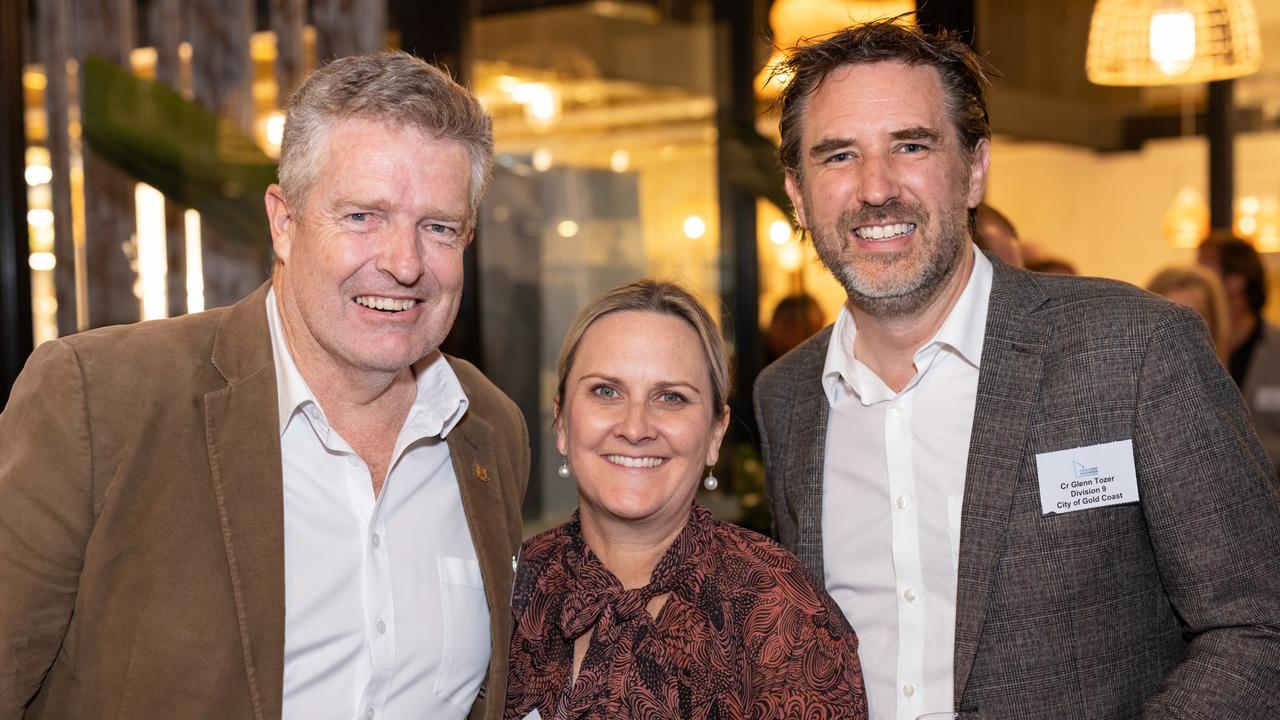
[267,290,490,720]
[821,246,992,720]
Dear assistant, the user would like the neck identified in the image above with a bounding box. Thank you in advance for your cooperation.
[849,248,975,392]
[579,504,692,590]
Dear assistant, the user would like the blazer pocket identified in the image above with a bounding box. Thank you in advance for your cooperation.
[434,556,492,712]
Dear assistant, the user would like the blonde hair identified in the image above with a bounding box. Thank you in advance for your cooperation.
[555,280,729,419]
[278,51,493,225]
[1147,265,1231,362]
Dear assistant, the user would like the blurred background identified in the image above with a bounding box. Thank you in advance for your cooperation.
[2,0,1278,531]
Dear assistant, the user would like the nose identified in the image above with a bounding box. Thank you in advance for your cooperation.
[377,221,425,285]
[617,398,656,443]
[856,153,901,207]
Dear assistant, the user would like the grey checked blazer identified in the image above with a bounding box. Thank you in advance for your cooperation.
[754,257,1280,719]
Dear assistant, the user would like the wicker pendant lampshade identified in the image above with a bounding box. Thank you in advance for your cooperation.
[1086,0,1263,86]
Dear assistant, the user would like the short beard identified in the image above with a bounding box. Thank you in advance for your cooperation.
[811,196,971,319]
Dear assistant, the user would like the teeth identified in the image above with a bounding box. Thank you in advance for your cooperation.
[606,455,664,468]
[354,296,418,312]
[855,223,915,240]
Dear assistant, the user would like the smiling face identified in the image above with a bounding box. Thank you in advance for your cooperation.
[556,310,730,535]
[266,117,473,381]
[784,61,989,318]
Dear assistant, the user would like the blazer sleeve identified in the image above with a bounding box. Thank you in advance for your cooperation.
[0,340,96,717]
[753,371,789,543]
[1133,304,1280,718]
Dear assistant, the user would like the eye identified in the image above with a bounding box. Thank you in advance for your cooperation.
[591,384,618,399]
[898,143,927,154]
[657,391,687,404]
[824,151,853,164]
[348,212,369,222]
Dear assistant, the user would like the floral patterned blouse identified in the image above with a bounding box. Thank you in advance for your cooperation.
[504,504,868,720]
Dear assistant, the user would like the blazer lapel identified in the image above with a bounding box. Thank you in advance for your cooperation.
[953,262,1052,703]
[782,328,833,580]
[446,405,514,653]
[204,283,286,720]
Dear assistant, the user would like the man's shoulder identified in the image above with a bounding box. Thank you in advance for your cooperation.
[1005,267,1195,341]
[446,354,523,428]
[755,326,832,399]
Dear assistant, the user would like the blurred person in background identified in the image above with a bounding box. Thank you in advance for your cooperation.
[505,279,867,720]
[765,293,828,363]
[1024,257,1077,275]
[1198,233,1280,473]
[1147,265,1231,363]
[973,203,1023,267]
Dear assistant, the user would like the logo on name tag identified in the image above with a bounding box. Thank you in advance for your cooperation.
[1036,439,1140,515]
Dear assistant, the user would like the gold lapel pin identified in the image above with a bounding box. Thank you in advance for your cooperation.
[473,463,490,482]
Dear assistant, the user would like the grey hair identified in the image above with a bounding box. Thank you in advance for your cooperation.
[278,50,494,225]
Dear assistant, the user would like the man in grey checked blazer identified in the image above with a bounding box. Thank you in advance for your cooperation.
[755,20,1280,720]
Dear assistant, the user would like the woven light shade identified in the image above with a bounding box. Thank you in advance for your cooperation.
[1086,0,1263,86]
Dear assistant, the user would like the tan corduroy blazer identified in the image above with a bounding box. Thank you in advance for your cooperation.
[0,283,529,720]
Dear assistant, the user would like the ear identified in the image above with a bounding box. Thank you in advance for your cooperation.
[553,397,567,457]
[264,184,296,263]
[966,139,991,209]
[704,406,732,467]
[784,171,809,229]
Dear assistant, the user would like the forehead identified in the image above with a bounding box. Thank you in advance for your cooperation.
[801,60,950,141]
[307,117,472,206]
[574,311,708,380]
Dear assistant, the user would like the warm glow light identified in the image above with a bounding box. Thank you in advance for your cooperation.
[25,165,52,186]
[27,208,54,227]
[683,215,706,240]
[1163,186,1209,249]
[185,209,204,313]
[777,243,803,272]
[135,183,168,321]
[1239,216,1259,234]
[769,220,793,244]
[29,252,56,271]
[610,149,630,173]
[556,220,579,238]
[265,112,285,152]
[1149,8,1196,76]
[512,82,559,126]
[532,148,553,172]
[1240,195,1261,214]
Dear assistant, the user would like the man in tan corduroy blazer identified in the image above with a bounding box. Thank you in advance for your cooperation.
[0,52,528,720]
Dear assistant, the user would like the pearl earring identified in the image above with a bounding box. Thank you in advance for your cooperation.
[557,456,571,479]
[703,469,718,491]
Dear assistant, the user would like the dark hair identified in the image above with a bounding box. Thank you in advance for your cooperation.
[776,18,994,184]
[1200,234,1268,315]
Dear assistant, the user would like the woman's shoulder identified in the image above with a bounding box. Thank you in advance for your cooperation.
[706,519,831,603]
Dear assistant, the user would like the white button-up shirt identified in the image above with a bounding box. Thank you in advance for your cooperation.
[821,246,992,720]
[267,290,491,720]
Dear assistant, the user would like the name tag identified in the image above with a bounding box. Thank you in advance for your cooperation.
[1035,439,1139,515]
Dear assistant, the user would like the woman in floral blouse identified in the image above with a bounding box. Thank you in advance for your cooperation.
[505,280,867,720]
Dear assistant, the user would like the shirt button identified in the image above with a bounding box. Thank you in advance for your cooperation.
[895,495,909,510]
[376,619,387,634]
[363,708,375,720]
[903,588,917,603]
[902,682,916,698]
[371,533,381,548]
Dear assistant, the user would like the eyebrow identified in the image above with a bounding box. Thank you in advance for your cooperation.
[806,126,945,160]
[331,198,466,224]
[578,374,703,394]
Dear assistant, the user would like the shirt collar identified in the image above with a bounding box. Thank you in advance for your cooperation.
[265,288,470,439]
[821,244,993,405]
